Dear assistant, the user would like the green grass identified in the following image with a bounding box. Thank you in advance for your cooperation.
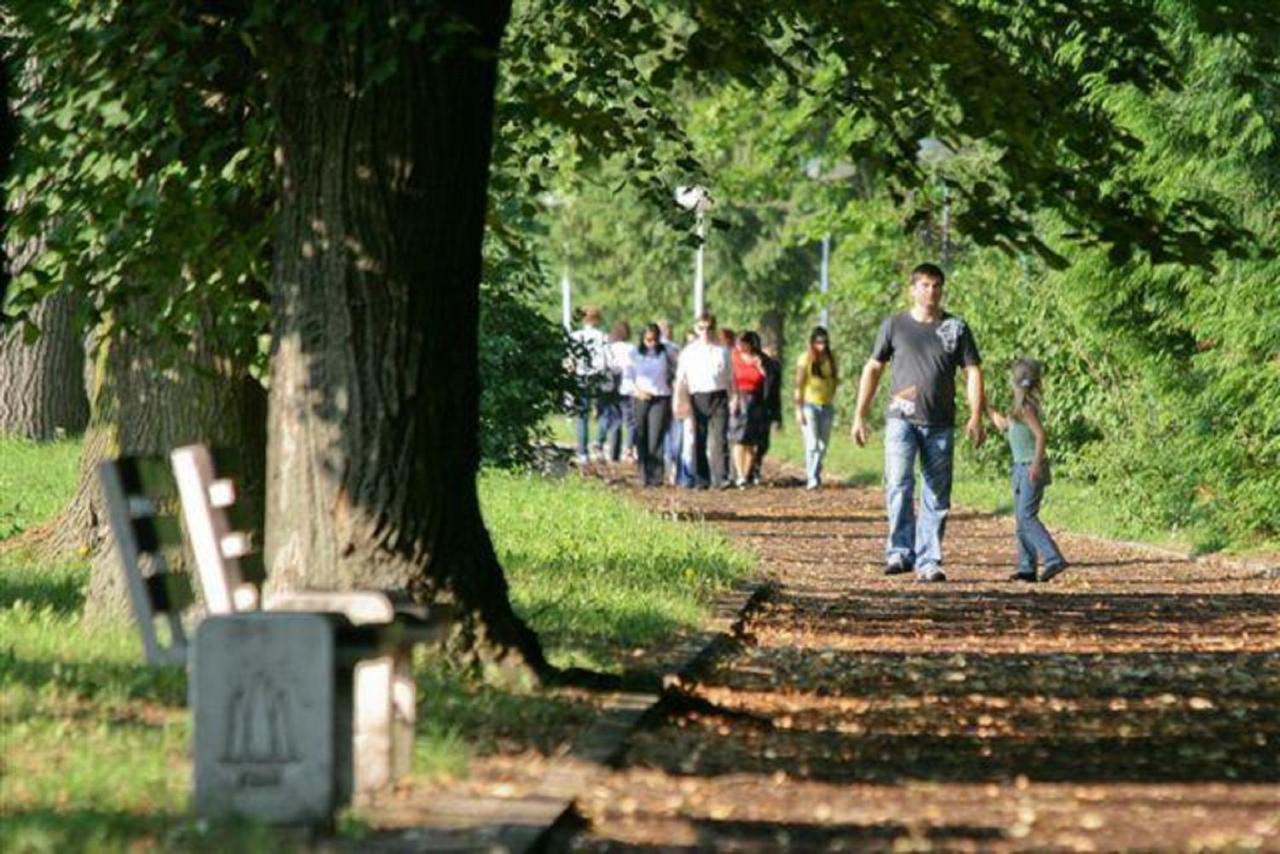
[769,420,1214,553]
[0,435,751,851]
[484,469,750,670]
[0,436,82,539]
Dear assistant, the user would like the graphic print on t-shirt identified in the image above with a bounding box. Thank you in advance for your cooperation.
[936,318,965,354]
[888,384,919,418]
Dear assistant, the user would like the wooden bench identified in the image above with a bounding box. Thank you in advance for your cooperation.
[98,450,449,822]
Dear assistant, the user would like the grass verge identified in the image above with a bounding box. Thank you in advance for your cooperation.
[769,420,1280,556]
[0,436,750,850]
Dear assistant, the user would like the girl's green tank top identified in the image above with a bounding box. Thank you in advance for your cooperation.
[1007,418,1037,463]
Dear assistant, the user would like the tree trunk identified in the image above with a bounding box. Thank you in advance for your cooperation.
[0,284,90,440]
[263,1,548,671]
[39,316,266,622]
[1,51,15,309]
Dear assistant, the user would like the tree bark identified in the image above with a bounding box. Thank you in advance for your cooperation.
[0,284,90,440]
[36,315,266,622]
[263,1,549,671]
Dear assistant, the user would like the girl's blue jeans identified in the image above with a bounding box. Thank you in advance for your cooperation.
[1012,462,1065,574]
[884,418,954,576]
[801,403,834,486]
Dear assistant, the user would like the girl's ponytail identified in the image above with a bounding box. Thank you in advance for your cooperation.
[1010,357,1043,418]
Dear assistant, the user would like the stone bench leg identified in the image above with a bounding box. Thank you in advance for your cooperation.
[352,651,416,798]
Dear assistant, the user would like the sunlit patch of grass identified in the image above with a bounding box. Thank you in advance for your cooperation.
[0,435,82,539]
[480,468,752,671]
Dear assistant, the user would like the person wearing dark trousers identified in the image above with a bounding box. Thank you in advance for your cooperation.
[626,324,676,487]
[675,312,732,489]
[749,340,783,485]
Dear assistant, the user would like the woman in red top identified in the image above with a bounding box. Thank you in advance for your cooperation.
[729,331,768,487]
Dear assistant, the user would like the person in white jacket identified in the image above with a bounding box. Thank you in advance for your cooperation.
[569,306,613,463]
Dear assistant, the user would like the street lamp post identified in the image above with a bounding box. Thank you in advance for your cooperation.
[675,185,713,319]
[819,234,831,329]
[560,267,572,331]
[804,159,855,330]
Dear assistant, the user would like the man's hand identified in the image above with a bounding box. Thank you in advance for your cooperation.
[1029,461,1043,483]
[852,416,869,447]
[964,415,986,448]
[795,405,806,428]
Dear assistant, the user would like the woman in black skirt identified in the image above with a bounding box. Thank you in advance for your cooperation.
[729,330,769,487]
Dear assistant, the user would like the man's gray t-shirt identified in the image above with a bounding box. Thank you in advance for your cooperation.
[870,312,981,426]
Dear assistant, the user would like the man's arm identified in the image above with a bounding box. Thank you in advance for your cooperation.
[851,359,885,447]
[963,364,986,448]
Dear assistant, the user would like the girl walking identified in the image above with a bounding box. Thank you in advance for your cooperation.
[986,358,1068,582]
[794,326,839,489]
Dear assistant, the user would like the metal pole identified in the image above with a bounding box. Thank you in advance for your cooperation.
[819,233,831,329]
[694,210,706,318]
[941,183,951,269]
[561,267,572,330]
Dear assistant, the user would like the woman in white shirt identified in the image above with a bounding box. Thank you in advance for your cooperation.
[625,323,677,486]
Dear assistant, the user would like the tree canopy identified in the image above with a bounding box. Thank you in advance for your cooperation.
[3,0,1277,669]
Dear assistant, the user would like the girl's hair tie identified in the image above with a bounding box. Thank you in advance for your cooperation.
[1019,378,1034,388]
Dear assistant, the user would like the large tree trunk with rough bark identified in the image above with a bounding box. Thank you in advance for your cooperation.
[0,284,90,440]
[263,1,547,671]
[1,52,15,309]
[40,315,266,622]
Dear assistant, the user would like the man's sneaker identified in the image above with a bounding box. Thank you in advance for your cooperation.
[883,558,912,576]
[915,569,947,583]
[1009,571,1037,583]
[1040,562,1069,582]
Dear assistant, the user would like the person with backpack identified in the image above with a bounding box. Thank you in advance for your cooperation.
[569,306,613,464]
[626,323,678,486]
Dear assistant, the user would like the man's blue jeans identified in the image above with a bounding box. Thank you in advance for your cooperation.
[801,403,834,487]
[574,390,612,458]
[884,418,954,576]
[1013,462,1065,574]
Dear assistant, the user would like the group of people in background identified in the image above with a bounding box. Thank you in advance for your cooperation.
[571,309,803,490]
[570,260,1067,584]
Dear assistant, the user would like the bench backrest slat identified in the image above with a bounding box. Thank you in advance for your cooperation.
[98,457,194,667]
[171,444,261,614]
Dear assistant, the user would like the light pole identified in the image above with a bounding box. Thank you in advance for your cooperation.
[675,185,713,319]
[803,159,855,329]
[539,192,574,329]
[916,137,953,270]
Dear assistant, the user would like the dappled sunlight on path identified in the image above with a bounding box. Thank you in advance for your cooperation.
[567,466,1280,851]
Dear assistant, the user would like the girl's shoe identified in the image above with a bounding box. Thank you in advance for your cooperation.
[1040,562,1069,582]
[1008,571,1037,583]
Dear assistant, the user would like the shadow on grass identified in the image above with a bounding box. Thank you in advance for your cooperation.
[417,663,597,759]
[0,653,187,705]
[0,808,290,853]
[840,471,882,488]
[0,565,85,614]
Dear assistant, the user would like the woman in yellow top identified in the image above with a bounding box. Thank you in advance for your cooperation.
[794,326,839,489]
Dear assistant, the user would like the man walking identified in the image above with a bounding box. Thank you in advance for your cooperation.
[851,263,985,582]
[675,311,732,489]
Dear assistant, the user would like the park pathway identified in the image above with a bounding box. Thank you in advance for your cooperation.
[563,471,1280,851]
